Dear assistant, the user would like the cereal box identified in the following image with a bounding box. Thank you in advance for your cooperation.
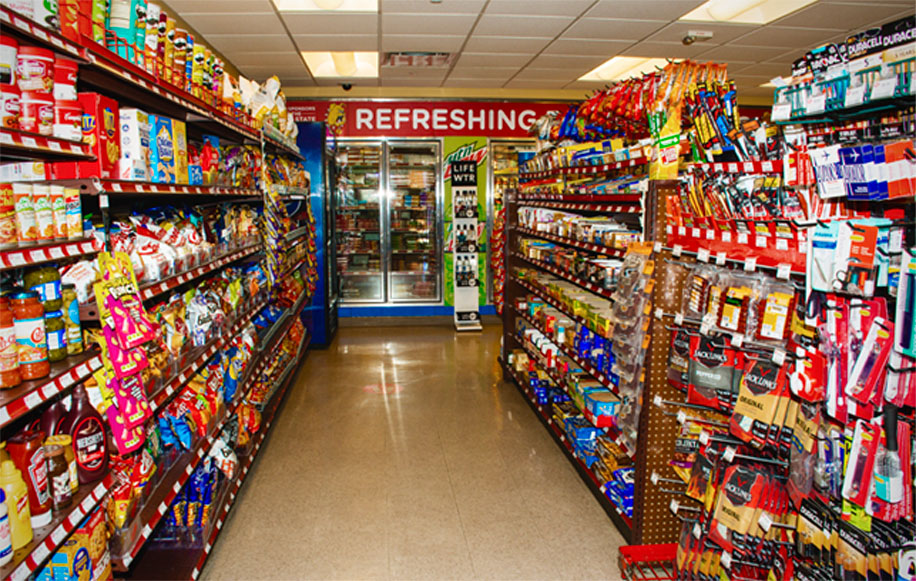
[172,118,188,184]
[72,508,112,581]
[149,115,175,184]
[119,108,150,182]
[52,93,120,180]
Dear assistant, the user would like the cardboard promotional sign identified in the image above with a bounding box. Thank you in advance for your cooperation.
[287,100,564,138]
[451,160,481,331]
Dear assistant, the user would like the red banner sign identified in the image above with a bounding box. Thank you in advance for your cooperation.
[287,100,566,138]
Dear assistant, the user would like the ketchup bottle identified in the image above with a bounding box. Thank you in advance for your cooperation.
[5,429,51,528]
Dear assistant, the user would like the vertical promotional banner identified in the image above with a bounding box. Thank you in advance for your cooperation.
[443,136,488,309]
[452,161,482,331]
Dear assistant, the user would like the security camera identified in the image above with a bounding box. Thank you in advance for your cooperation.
[683,30,714,46]
[341,83,353,91]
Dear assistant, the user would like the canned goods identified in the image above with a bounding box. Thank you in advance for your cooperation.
[16,46,54,93]
[53,99,81,141]
[52,57,77,101]
[19,91,53,135]
[0,84,20,130]
[0,36,17,86]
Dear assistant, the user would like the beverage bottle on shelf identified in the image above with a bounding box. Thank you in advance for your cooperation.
[0,461,32,550]
[5,430,51,528]
[58,384,108,484]
[39,396,68,437]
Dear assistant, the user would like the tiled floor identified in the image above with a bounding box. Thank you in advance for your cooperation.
[201,324,626,580]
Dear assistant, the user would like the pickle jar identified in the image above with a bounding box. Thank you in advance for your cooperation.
[23,266,62,312]
[44,311,67,363]
[61,284,82,356]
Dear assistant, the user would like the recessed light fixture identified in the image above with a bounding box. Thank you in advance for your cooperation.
[301,51,379,77]
[680,0,816,25]
[579,57,673,82]
[272,0,378,12]
[759,81,778,88]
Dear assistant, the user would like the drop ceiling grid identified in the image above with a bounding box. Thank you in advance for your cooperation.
[162,0,914,91]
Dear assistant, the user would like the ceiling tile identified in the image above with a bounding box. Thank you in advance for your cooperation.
[528,54,607,69]
[463,36,552,53]
[227,51,307,68]
[563,79,612,90]
[163,0,273,12]
[177,12,285,35]
[504,78,568,89]
[282,13,378,35]
[448,66,520,78]
[380,77,445,87]
[293,34,378,51]
[586,0,704,20]
[734,26,844,48]
[315,77,379,86]
[382,35,466,52]
[620,40,718,59]
[380,67,449,78]
[542,38,633,56]
[512,67,581,81]
[381,0,486,13]
[240,64,309,80]
[696,43,800,62]
[441,77,506,88]
[774,2,908,29]
[564,18,666,41]
[865,9,915,28]
[473,15,574,37]
[382,13,477,35]
[277,76,315,87]
[455,53,532,67]
[730,62,793,78]
[644,21,756,45]
[206,34,297,53]
[485,0,592,16]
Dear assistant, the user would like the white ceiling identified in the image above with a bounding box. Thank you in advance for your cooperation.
[163,0,914,99]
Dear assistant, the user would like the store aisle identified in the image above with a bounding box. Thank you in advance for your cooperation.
[201,324,625,581]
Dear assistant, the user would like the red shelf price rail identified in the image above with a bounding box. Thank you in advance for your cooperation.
[516,226,630,256]
[3,475,113,581]
[0,128,93,160]
[0,238,100,271]
[138,244,261,301]
[0,351,103,428]
[520,157,648,180]
[664,223,807,275]
[511,251,617,301]
[99,181,263,197]
[519,201,641,213]
[685,160,783,174]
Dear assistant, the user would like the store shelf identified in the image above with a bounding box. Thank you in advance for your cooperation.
[337,228,380,233]
[515,226,627,257]
[262,125,302,159]
[95,180,262,197]
[0,351,103,428]
[0,128,94,161]
[519,200,641,213]
[341,270,382,276]
[148,296,267,412]
[0,238,100,271]
[391,206,430,211]
[520,157,647,180]
[511,250,615,300]
[512,305,623,399]
[338,206,380,211]
[2,475,113,581]
[0,6,87,60]
[392,249,435,254]
[389,164,435,170]
[685,160,783,174]
[271,186,310,199]
[517,193,642,205]
[138,243,261,301]
[502,359,633,542]
[513,277,591,332]
[286,226,309,242]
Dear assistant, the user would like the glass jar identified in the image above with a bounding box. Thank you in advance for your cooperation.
[23,266,61,312]
[61,284,82,356]
[0,297,20,388]
[43,444,71,510]
[11,292,48,380]
[44,310,66,363]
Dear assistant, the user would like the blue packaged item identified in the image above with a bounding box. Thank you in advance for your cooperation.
[158,415,177,448]
[169,413,193,450]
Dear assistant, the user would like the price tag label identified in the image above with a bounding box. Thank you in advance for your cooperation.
[776,238,789,251]
[699,431,710,445]
[110,182,122,192]
[737,233,748,245]
[691,228,700,239]
[12,15,29,30]
[678,226,686,236]
[744,257,757,272]
[721,552,732,569]
[721,231,732,244]
[676,410,687,425]
[762,161,774,172]
[697,248,710,262]
[871,77,897,100]
[32,27,49,41]
[700,322,711,335]
[743,162,754,173]
[732,334,744,348]
[674,313,684,326]
[772,348,787,365]
[806,92,827,114]
[25,391,43,409]
[777,264,791,280]
[21,136,38,148]
[715,252,727,266]
[51,526,68,544]
[693,523,702,539]
[7,253,26,267]
[32,543,51,565]
[845,84,866,108]
[672,244,683,258]
[0,132,11,144]
[653,242,662,253]
[723,446,737,462]
[29,249,46,262]
[705,229,715,241]
[50,36,65,49]
[755,236,768,248]
[727,163,738,173]
[759,513,773,533]
[772,102,792,121]
[47,140,62,151]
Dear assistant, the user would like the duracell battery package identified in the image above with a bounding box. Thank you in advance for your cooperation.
[730,359,787,449]
[836,520,868,580]
[687,334,740,412]
[667,328,691,393]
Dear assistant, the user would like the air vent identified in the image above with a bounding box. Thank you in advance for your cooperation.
[383,52,454,68]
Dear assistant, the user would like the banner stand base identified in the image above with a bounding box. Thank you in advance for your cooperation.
[455,321,483,332]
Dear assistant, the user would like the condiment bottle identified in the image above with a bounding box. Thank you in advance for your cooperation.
[43,445,70,510]
[59,385,108,484]
[11,291,49,380]
[62,283,82,355]
[5,430,52,528]
[24,266,62,312]
[0,489,11,566]
[0,296,20,388]
[0,460,32,550]
[44,435,77,494]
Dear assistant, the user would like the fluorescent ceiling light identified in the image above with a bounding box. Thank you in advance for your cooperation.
[759,81,777,88]
[302,51,378,77]
[680,0,817,24]
[579,57,672,81]
[272,0,377,11]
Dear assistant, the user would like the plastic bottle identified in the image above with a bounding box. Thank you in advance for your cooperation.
[0,460,32,550]
[0,296,20,388]
[5,430,51,528]
[39,398,68,438]
[0,489,10,567]
[59,385,108,484]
